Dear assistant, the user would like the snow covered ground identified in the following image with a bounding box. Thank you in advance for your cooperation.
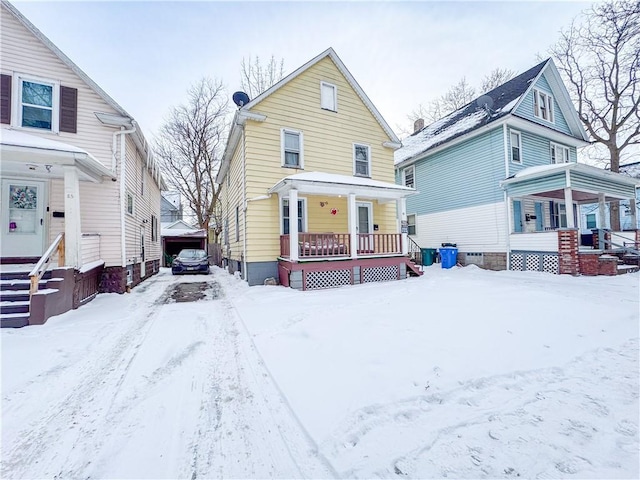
[2,266,638,478]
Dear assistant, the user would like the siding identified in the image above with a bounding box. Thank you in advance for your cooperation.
[220,137,245,264]
[508,127,577,176]
[510,232,558,252]
[505,172,566,197]
[514,73,572,136]
[241,56,397,263]
[406,127,505,216]
[570,172,636,200]
[2,6,161,267]
[413,202,507,253]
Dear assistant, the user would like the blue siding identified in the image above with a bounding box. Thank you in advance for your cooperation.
[405,127,505,215]
[514,73,572,136]
[508,127,577,175]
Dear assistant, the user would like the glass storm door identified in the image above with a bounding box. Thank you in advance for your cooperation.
[357,202,373,252]
[1,179,46,257]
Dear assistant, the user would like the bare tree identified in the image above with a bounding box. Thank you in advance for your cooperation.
[154,78,228,241]
[550,0,639,230]
[240,55,285,99]
[405,69,514,136]
[480,67,515,93]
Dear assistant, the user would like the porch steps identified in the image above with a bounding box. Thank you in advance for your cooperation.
[405,258,424,277]
[0,269,43,328]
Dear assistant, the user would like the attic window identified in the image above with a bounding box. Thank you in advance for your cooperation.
[533,89,554,123]
[20,78,57,131]
[320,82,337,111]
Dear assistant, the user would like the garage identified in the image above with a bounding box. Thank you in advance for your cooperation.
[161,220,207,266]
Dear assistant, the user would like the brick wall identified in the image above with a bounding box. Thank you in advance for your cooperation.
[484,253,507,271]
[598,255,618,276]
[558,229,579,275]
[99,266,126,294]
[578,253,600,276]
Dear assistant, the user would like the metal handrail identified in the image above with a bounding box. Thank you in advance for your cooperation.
[29,233,65,294]
[597,229,640,256]
[407,236,422,266]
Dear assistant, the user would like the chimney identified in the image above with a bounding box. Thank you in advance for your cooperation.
[414,118,424,133]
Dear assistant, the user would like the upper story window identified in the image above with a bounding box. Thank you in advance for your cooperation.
[281,128,303,168]
[550,143,570,164]
[126,191,134,215]
[320,81,337,111]
[403,165,415,188]
[533,89,554,123]
[353,143,371,177]
[20,78,56,131]
[510,130,522,164]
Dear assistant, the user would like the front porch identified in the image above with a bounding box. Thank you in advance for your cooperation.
[267,172,419,289]
[501,163,640,276]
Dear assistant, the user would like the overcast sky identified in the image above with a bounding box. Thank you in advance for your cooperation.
[12,1,590,140]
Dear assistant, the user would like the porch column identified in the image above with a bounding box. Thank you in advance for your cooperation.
[348,193,358,259]
[564,187,575,228]
[628,195,637,230]
[598,193,607,229]
[289,189,298,261]
[63,165,82,268]
[397,197,408,255]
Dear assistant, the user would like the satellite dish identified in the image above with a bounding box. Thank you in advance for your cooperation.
[232,91,250,107]
[476,94,494,111]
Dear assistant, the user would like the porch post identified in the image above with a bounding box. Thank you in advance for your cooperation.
[397,197,408,255]
[564,187,575,228]
[628,195,637,230]
[598,193,607,229]
[289,189,298,261]
[63,165,82,268]
[348,193,358,259]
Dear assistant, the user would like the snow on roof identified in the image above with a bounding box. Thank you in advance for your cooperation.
[161,191,181,208]
[161,228,206,238]
[513,163,570,178]
[1,128,89,155]
[395,60,549,166]
[275,171,414,191]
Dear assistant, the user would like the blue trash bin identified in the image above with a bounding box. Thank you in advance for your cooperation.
[439,247,458,269]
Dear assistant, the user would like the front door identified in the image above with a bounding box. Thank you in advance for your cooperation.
[1,179,46,257]
[357,202,373,252]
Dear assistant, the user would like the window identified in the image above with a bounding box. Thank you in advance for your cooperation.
[282,198,306,234]
[20,77,57,131]
[151,215,158,242]
[403,165,415,188]
[353,143,371,177]
[407,214,416,235]
[235,206,240,242]
[224,217,229,244]
[281,129,303,168]
[586,213,596,229]
[533,89,554,123]
[510,130,522,163]
[550,143,570,164]
[320,81,337,111]
[126,192,134,215]
[552,202,567,229]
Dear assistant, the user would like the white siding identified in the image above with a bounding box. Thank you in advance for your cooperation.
[413,202,507,252]
[81,234,101,263]
[510,232,558,252]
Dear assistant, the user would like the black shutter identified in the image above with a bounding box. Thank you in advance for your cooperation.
[59,85,77,133]
[0,74,11,124]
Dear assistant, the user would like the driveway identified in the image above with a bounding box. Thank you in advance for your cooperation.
[1,270,335,479]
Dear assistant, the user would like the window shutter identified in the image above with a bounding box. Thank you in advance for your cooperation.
[535,202,544,231]
[59,85,78,133]
[513,200,523,233]
[0,74,11,124]
[533,91,539,117]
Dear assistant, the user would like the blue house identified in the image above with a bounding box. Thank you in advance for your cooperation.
[395,59,639,274]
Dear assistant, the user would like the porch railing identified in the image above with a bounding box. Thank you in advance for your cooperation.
[407,236,422,266]
[279,233,402,258]
[29,233,65,294]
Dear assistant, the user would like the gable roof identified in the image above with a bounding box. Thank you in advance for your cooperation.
[395,59,589,167]
[1,0,166,189]
[217,48,400,183]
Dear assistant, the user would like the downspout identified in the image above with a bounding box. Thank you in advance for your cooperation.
[503,123,511,270]
[241,123,247,282]
[114,124,137,268]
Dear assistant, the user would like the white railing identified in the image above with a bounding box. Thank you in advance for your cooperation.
[29,233,65,294]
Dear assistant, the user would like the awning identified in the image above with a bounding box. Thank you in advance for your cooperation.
[268,171,416,201]
[0,128,115,182]
[501,163,639,203]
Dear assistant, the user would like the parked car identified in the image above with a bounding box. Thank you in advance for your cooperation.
[171,249,210,275]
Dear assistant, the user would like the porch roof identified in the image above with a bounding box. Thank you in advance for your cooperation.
[0,129,115,183]
[268,171,417,200]
[501,163,639,203]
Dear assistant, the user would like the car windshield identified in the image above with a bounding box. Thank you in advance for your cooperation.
[177,249,207,260]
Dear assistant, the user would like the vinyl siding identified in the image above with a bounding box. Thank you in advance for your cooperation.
[220,138,245,264]
[412,202,507,253]
[570,172,636,199]
[406,127,505,217]
[241,56,397,263]
[2,5,161,267]
[510,231,558,252]
[508,127,577,176]
[514,73,572,136]
[505,172,567,197]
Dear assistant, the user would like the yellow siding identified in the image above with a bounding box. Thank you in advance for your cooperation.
[220,137,245,264]
[240,56,398,262]
[2,5,162,267]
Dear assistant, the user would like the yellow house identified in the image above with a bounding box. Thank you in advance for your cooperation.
[216,48,419,289]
